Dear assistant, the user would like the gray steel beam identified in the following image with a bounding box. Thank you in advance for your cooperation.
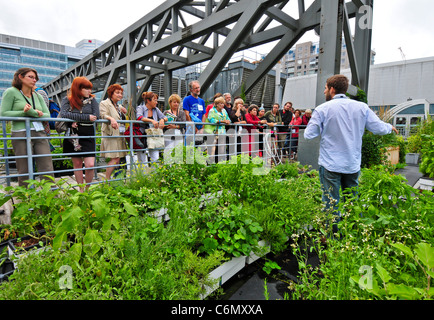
[42,0,373,110]
[315,0,344,106]
[199,0,276,93]
[233,0,322,98]
[343,3,360,88]
[353,0,373,93]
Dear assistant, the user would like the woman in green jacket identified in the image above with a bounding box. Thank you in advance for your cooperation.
[0,68,53,186]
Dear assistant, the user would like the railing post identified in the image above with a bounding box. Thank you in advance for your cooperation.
[1,120,11,186]
[25,118,34,184]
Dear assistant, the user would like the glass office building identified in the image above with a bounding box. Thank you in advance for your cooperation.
[0,34,102,104]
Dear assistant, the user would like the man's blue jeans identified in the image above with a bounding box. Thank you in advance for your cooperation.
[319,166,360,234]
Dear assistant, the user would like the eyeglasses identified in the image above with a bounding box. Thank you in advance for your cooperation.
[25,75,38,80]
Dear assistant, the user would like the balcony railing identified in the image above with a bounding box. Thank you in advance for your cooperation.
[1,116,305,189]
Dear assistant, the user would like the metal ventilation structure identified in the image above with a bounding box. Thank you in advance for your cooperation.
[43,0,374,107]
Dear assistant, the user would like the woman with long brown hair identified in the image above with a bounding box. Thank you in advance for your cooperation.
[60,77,99,191]
[0,67,54,186]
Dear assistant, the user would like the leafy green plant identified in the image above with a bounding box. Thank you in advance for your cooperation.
[50,144,73,170]
[347,87,367,103]
[1,151,432,301]
[262,260,281,275]
[197,204,263,258]
[349,242,434,300]
[273,161,300,179]
[361,131,386,168]
[407,134,422,154]
[406,115,433,154]
[3,178,62,237]
[288,166,433,300]
[419,134,434,178]
[51,187,138,261]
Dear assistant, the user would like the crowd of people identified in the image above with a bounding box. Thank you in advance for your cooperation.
[1,69,401,243]
[1,68,313,191]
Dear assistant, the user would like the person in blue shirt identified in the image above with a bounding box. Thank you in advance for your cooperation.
[304,74,398,235]
[182,80,206,130]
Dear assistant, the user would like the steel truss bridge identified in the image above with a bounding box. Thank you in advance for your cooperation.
[43,0,374,108]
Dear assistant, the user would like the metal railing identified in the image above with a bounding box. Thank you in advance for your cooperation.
[1,116,304,188]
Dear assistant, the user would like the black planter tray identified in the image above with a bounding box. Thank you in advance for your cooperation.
[0,258,15,282]
[7,229,48,259]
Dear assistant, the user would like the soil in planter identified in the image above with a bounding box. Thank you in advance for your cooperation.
[215,240,321,300]
[15,237,41,248]
[9,229,48,253]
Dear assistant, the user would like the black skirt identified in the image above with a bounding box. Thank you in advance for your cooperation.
[63,124,96,157]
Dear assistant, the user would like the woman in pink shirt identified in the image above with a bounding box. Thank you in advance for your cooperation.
[245,105,267,157]
[289,109,302,159]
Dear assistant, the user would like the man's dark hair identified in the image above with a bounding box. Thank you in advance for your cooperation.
[326,75,349,94]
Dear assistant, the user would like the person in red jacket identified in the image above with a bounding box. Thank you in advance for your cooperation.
[244,105,267,157]
[301,109,312,126]
[289,109,302,159]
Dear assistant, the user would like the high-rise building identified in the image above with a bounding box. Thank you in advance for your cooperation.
[75,39,105,52]
[0,33,103,104]
[282,40,376,78]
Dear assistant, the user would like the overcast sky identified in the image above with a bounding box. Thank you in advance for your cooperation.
[1,0,433,65]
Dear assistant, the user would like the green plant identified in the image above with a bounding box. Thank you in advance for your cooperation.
[4,178,62,237]
[262,260,281,275]
[406,115,434,154]
[396,135,407,164]
[361,131,386,168]
[347,87,367,103]
[350,242,434,300]
[263,278,269,300]
[419,134,434,178]
[407,134,422,154]
[50,145,73,170]
[240,82,247,102]
[272,161,300,179]
[51,186,138,260]
[288,166,433,300]
[362,131,405,168]
[1,153,432,301]
[197,204,263,258]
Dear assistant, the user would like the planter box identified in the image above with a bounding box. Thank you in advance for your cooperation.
[384,146,400,165]
[405,153,420,165]
[7,230,48,262]
[203,256,246,297]
[246,240,271,264]
[150,207,170,223]
[0,239,8,256]
[416,178,434,191]
[0,258,15,283]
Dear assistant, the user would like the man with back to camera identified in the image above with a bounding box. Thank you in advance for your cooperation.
[304,74,399,234]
